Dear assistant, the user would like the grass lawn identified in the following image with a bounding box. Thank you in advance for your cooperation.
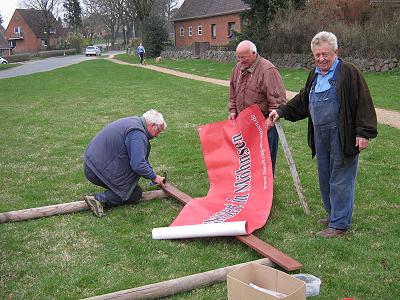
[0,59,399,299]
[115,55,400,111]
[0,63,21,70]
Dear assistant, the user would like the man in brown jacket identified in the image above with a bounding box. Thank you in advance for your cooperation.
[229,40,287,173]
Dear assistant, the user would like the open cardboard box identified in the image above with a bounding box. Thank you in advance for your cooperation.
[227,263,306,300]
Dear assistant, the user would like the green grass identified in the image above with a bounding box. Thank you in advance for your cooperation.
[0,63,20,70]
[115,55,400,111]
[0,59,399,299]
[116,53,235,80]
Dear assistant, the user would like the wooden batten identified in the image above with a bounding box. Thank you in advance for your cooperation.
[83,258,273,300]
[161,183,303,271]
[0,190,167,223]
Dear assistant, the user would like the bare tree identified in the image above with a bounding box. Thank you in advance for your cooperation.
[84,0,123,46]
[81,11,100,42]
[120,0,137,46]
[164,0,179,21]
[150,0,179,34]
[132,0,155,21]
[22,0,63,17]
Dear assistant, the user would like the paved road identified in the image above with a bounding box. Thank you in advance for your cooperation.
[0,51,123,79]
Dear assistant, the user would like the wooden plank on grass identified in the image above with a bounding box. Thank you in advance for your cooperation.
[0,190,167,223]
[161,183,303,271]
[235,235,302,271]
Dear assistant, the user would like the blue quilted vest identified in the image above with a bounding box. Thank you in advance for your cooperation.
[84,117,151,200]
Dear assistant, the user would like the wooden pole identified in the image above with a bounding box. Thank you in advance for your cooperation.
[83,258,273,300]
[0,190,167,223]
[275,121,310,215]
[161,183,303,271]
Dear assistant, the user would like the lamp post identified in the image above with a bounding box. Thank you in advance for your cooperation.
[124,25,128,48]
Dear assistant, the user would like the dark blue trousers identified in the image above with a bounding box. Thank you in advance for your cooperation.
[267,125,279,175]
[314,125,358,230]
[309,62,358,230]
[84,163,142,208]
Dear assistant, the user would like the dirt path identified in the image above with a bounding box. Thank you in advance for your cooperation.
[108,57,400,129]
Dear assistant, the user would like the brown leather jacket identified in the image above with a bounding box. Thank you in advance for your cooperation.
[229,55,287,117]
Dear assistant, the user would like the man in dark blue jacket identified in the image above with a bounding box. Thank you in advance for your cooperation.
[83,109,167,217]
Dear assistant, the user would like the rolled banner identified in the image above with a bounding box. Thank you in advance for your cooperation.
[152,221,247,240]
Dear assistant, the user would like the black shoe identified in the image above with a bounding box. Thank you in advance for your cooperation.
[84,195,105,217]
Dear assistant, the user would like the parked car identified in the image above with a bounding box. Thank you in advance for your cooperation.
[0,57,8,64]
[85,46,101,56]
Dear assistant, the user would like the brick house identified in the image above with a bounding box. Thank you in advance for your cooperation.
[0,25,12,56]
[5,9,64,54]
[171,0,249,48]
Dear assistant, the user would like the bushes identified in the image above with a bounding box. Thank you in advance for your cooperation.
[264,1,400,58]
[5,54,32,63]
[6,49,79,63]
[37,49,78,58]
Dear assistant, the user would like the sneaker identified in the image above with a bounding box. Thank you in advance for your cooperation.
[316,227,346,238]
[84,195,105,217]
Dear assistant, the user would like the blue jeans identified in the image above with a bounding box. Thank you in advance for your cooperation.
[84,163,142,208]
[314,124,358,230]
[268,126,279,175]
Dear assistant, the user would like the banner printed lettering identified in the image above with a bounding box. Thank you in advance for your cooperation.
[169,105,273,235]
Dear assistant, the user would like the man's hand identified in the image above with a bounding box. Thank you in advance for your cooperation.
[154,175,166,187]
[228,112,237,120]
[266,110,280,130]
[356,137,369,151]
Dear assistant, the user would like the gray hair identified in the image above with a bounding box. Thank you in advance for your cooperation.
[310,31,338,52]
[143,109,167,129]
[237,40,257,54]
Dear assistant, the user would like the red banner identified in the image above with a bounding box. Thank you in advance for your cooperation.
[171,105,273,235]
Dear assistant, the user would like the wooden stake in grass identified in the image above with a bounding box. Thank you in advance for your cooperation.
[0,190,167,223]
[83,258,273,300]
[275,121,310,215]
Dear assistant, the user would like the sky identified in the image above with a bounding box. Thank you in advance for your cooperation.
[1,0,184,29]
[1,0,23,28]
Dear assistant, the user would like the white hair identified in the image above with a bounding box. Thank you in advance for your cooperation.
[237,40,257,54]
[143,109,167,129]
[311,31,338,52]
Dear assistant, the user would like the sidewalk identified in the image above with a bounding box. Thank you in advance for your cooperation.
[108,57,400,129]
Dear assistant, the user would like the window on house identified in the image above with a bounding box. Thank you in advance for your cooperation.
[14,26,23,36]
[198,25,203,35]
[41,39,48,46]
[188,26,193,36]
[228,22,236,40]
[211,24,216,39]
[179,27,184,36]
[44,27,55,34]
[9,40,16,48]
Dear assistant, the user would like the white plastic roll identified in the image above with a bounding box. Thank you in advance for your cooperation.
[152,220,247,239]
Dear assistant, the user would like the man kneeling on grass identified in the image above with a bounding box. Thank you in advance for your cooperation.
[83,109,167,217]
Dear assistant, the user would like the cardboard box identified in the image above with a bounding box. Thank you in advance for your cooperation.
[227,263,306,300]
